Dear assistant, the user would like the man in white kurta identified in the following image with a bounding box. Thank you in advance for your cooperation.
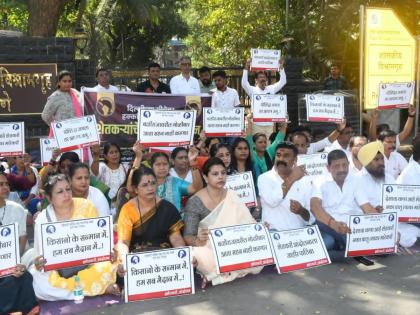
[397,136,420,185]
[378,130,408,179]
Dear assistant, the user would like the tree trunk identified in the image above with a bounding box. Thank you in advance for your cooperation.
[28,0,66,37]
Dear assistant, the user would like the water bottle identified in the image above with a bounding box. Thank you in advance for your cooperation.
[73,276,84,304]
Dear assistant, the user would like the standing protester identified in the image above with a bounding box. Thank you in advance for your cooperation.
[211,70,241,109]
[136,62,171,93]
[92,68,119,92]
[241,58,286,138]
[198,66,215,93]
[323,64,348,90]
[170,56,200,94]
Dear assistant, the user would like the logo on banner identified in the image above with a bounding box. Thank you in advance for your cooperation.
[280,96,284,101]
[307,227,315,235]
[388,214,395,222]
[183,112,191,119]
[274,51,279,55]
[214,230,223,237]
[235,108,241,114]
[96,96,115,117]
[12,124,19,130]
[243,173,249,180]
[407,83,412,88]
[44,139,50,145]
[46,225,56,234]
[254,224,262,231]
[321,153,327,159]
[381,84,387,89]
[256,95,261,101]
[55,123,62,129]
[309,95,315,100]
[336,97,341,101]
[353,217,361,224]
[273,233,280,240]
[178,250,187,258]
[131,256,140,264]
[143,111,151,118]
[206,109,212,114]
[386,186,393,193]
[0,227,11,237]
[97,219,106,228]
[86,116,92,122]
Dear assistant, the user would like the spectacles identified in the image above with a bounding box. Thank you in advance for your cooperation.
[47,174,68,185]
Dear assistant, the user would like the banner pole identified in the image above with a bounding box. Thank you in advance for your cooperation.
[359,5,365,134]
[415,36,420,136]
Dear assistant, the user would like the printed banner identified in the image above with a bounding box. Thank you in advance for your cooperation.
[377,82,414,109]
[381,184,420,222]
[40,216,113,271]
[252,94,287,122]
[297,153,328,179]
[269,226,330,273]
[225,172,257,207]
[0,122,24,156]
[83,89,211,148]
[250,49,281,71]
[305,94,344,123]
[124,247,195,302]
[345,213,398,257]
[209,223,274,273]
[203,107,244,137]
[51,115,100,152]
[0,223,20,277]
[137,110,196,147]
[39,137,83,166]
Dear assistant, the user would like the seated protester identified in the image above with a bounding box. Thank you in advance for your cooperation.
[127,150,202,212]
[9,154,37,202]
[170,147,193,183]
[91,143,128,201]
[348,135,368,174]
[369,106,416,150]
[258,143,312,231]
[324,124,354,159]
[135,62,171,94]
[196,134,221,170]
[292,121,347,155]
[69,163,110,217]
[184,158,262,287]
[230,137,259,186]
[355,142,420,248]
[31,174,118,301]
[245,113,286,175]
[0,170,40,315]
[397,134,420,185]
[310,150,379,262]
[209,143,234,175]
[378,130,408,179]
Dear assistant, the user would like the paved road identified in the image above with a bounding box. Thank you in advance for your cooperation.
[86,254,420,315]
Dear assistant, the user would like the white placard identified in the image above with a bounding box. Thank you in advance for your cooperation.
[305,94,344,123]
[252,94,288,123]
[250,48,281,71]
[203,107,244,137]
[124,247,195,302]
[209,223,274,273]
[297,153,329,179]
[39,137,83,166]
[0,122,24,156]
[378,82,414,109]
[138,110,196,147]
[381,184,420,222]
[0,223,20,277]
[269,226,330,273]
[51,115,100,152]
[224,172,257,207]
[40,216,113,271]
[345,213,398,257]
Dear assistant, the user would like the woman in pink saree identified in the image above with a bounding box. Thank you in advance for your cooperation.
[183,157,262,287]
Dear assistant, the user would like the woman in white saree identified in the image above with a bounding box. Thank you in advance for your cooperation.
[183,157,262,287]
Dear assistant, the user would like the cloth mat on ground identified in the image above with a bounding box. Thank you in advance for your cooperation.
[40,295,121,315]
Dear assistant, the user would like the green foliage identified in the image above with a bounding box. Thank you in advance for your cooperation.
[0,0,28,32]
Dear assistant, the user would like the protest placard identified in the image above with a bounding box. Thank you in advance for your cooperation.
[297,153,329,179]
[138,110,196,147]
[0,122,24,156]
[40,216,113,271]
[252,94,287,123]
[209,223,274,273]
[250,48,281,71]
[269,226,330,273]
[0,223,20,277]
[305,94,344,123]
[381,184,420,222]
[39,137,83,166]
[225,172,257,207]
[203,107,244,137]
[378,82,414,109]
[124,247,194,302]
[345,213,398,257]
[51,115,100,152]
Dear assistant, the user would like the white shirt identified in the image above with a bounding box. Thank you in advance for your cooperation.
[324,140,351,159]
[0,200,27,237]
[396,159,420,185]
[258,169,313,231]
[211,87,241,109]
[311,173,363,223]
[169,168,193,184]
[307,137,332,154]
[384,151,408,179]
[88,186,110,217]
[97,162,128,199]
[170,74,200,94]
[348,156,362,174]
[92,84,120,92]
[241,69,286,126]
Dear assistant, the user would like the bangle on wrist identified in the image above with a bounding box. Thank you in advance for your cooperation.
[408,114,415,118]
